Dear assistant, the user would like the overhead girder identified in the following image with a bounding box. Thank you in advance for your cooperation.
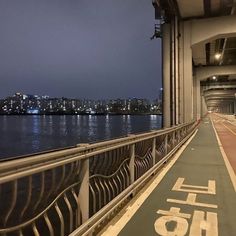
[204,94,236,100]
[195,65,236,81]
[202,83,236,91]
[204,89,236,96]
[190,15,236,46]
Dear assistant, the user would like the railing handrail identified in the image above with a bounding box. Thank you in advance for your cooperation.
[0,122,193,179]
[0,120,197,236]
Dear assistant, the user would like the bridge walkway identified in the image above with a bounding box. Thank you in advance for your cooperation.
[100,116,236,236]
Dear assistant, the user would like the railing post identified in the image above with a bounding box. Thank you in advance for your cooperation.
[164,134,168,155]
[177,129,180,143]
[152,137,156,166]
[78,158,90,224]
[129,143,135,185]
[172,131,175,148]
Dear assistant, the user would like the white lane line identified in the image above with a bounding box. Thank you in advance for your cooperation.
[211,118,236,192]
[222,122,236,136]
[99,129,198,236]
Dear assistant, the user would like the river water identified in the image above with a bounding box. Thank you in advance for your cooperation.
[0,115,162,160]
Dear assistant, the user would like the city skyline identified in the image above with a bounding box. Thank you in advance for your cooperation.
[0,91,163,101]
[0,0,161,100]
[0,92,162,115]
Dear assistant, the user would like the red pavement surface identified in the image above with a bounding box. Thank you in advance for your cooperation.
[211,113,236,174]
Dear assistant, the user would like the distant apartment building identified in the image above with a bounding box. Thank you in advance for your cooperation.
[0,93,161,115]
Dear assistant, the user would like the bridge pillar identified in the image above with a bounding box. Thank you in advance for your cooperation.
[162,23,171,128]
[161,13,236,125]
[193,77,201,120]
[201,95,208,116]
[179,21,193,123]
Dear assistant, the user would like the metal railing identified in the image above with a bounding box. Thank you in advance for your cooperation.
[0,121,197,236]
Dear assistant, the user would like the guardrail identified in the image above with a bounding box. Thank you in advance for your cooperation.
[0,121,197,236]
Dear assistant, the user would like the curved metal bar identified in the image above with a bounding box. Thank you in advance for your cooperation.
[44,169,55,204]
[123,164,130,186]
[44,213,54,236]
[71,188,81,227]
[89,158,130,179]
[33,172,45,211]
[135,147,152,160]
[0,181,80,233]
[107,179,115,199]
[103,180,111,202]
[4,180,17,226]
[115,173,122,193]
[75,160,81,175]
[119,168,126,190]
[112,177,119,196]
[64,193,73,233]
[55,203,64,236]
[89,181,97,214]
[32,222,40,236]
[94,180,102,210]
[97,179,107,207]
[56,165,66,192]
[19,229,23,236]
[64,162,74,184]
[20,175,32,220]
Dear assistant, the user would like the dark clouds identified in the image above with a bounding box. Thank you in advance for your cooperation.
[0,0,161,99]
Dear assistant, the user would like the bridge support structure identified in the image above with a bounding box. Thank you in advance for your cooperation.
[161,7,236,127]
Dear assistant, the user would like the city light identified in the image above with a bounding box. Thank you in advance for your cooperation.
[214,53,221,60]
[212,76,217,80]
[0,93,163,115]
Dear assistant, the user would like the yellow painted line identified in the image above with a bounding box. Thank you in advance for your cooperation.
[211,118,236,192]
[99,129,198,236]
[221,122,236,136]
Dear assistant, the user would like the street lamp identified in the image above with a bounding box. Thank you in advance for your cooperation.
[215,53,221,60]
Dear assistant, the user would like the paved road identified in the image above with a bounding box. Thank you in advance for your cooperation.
[103,116,236,236]
[211,113,236,174]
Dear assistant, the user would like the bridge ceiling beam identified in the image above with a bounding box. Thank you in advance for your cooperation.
[195,65,236,81]
[204,90,236,96]
[190,15,236,46]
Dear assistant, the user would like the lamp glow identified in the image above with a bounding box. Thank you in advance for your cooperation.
[215,53,221,60]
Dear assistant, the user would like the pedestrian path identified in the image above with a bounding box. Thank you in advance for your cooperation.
[101,116,236,236]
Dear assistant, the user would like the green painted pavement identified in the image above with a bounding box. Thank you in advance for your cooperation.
[119,117,236,236]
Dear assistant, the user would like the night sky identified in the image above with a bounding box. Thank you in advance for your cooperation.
[0,0,162,100]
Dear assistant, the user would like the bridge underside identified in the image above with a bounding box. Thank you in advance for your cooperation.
[153,0,236,127]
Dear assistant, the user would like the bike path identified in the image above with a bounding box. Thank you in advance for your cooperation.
[118,117,236,236]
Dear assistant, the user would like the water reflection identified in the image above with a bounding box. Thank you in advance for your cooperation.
[122,115,131,134]
[0,115,162,159]
[88,115,97,141]
[32,116,40,150]
[105,115,111,140]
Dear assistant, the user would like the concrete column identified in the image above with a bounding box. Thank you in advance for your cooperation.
[178,23,184,123]
[171,18,176,125]
[175,16,180,124]
[201,95,208,117]
[162,24,171,128]
[234,100,236,114]
[196,79,201,120]
[193,76,201,120]
[193,75,197,120]
[179,21,193,123]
